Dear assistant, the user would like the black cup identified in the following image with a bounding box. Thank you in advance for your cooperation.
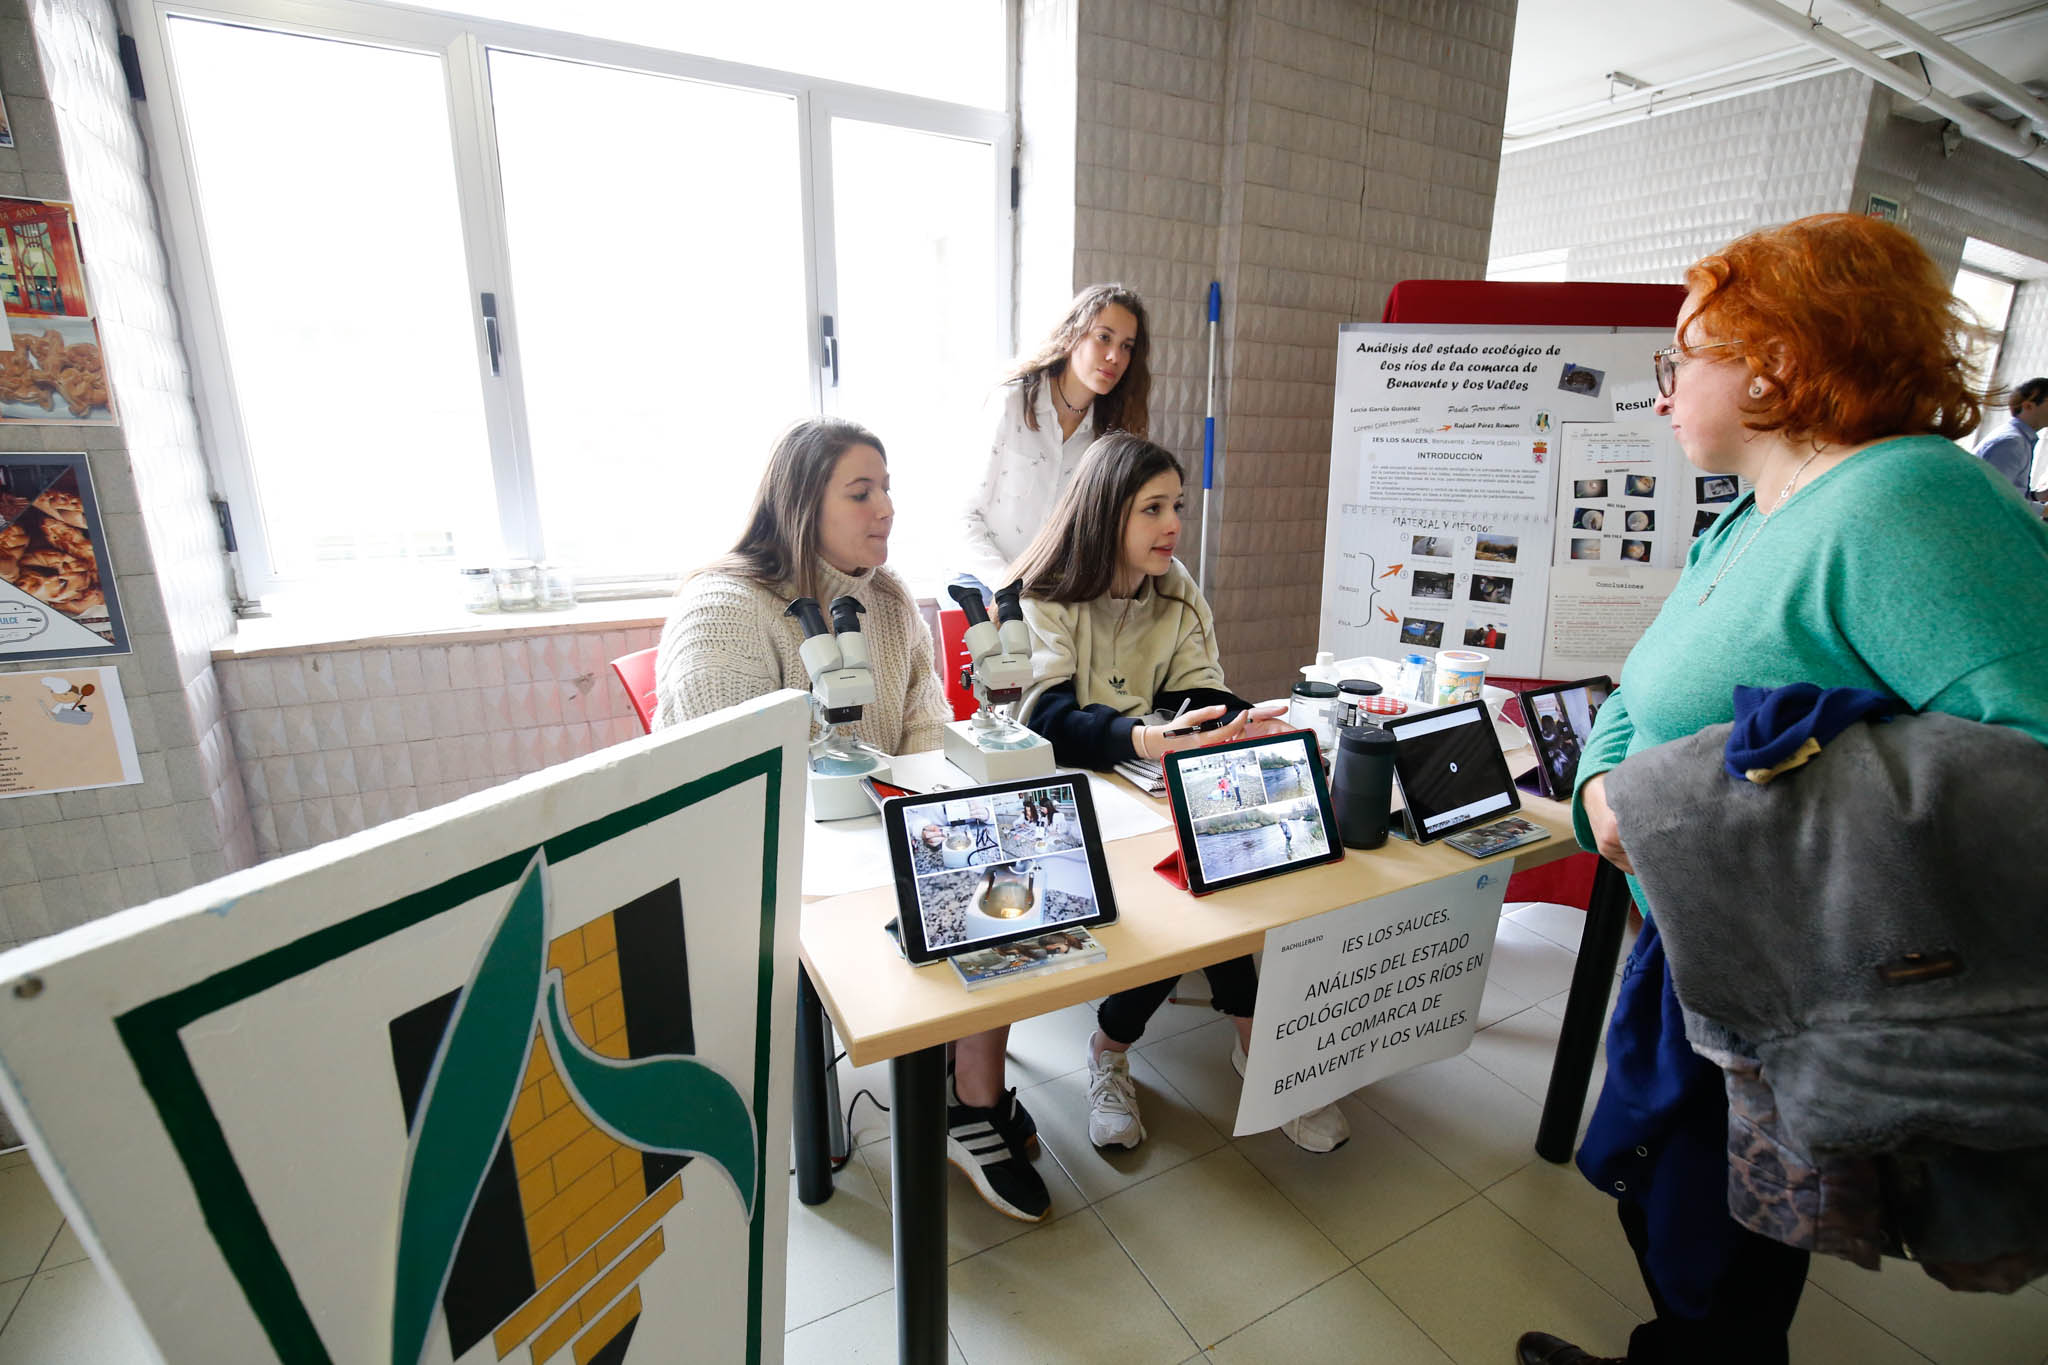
[1330,724,1396,849]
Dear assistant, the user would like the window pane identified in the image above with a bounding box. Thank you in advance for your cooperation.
[489,52,810,579]
[456,1,1003,107]
[167,18,496,581]
[828,118,999,591]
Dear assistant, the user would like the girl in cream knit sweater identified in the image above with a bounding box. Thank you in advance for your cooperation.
[653,417,1051,1226]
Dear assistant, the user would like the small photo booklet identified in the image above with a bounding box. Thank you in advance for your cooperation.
[1442,815,1549,859]
[950,926,1108,991]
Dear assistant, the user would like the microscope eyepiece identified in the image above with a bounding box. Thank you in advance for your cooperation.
[946,582,992,626]
[827,595,867,638]
[992,579,1026,626]
[785,597,830,637]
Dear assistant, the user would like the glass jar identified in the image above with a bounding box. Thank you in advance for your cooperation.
[492,560,540,612]
[458,567,498,614]
[1334,678,1382,729]
[540,562,576,611]
[1288,680,1339,751]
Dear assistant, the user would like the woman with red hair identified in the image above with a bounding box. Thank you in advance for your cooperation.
[1517,215,2048,1365]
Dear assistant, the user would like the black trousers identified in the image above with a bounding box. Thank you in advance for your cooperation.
[1619,1196,1810,1365]
[1097,955,1258,1045]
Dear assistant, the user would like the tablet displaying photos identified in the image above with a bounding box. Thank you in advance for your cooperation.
[1519,676,1614,799]
[1161,730,1343,895]
[1382,701,1521,843]
[882,774,1119,966]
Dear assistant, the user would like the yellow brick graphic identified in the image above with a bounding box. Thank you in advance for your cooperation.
[582,914,616,959]
[573,1286,642,1365]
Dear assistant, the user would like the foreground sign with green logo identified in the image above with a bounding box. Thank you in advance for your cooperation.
[0,691,808,1364]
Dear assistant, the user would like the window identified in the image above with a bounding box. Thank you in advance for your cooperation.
[132,1,1012,601]
[1953,265,2017,405]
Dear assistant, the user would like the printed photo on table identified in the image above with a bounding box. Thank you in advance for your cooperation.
[1571,507,1604,531]
[1470,574,1513,606]
[0,453,127,661]
[1400,616,1444,647]
[1625,474,1657,497]
[1573,478,1607,499]
[1697,474,1738,503]
[1473,534,1518,563]
[1621,539,1651,562]
[1412,569,1455,600]
[1569,537,1600,561]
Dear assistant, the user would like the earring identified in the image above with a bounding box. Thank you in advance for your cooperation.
[1749,378,1767,399]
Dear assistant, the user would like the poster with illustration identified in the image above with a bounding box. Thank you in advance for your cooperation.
[0,665,141,798]
[0,453,128,660]
[0,197,115,424]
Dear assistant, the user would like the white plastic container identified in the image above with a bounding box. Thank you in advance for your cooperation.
[1433,649,1490,706]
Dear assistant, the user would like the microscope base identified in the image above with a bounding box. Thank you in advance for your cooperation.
[942,722,1056,784]
[810,758,889,822]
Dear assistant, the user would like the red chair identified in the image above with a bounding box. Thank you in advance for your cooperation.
[610,647,659,734]
[937,606,978,721]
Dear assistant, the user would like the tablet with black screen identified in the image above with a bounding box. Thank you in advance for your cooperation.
[1518,676,1614,799]
[1162,730,1343,895]
[882,774,1119,966]
[1383,701,1521,843]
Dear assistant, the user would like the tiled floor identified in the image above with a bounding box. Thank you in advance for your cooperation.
[4,904,2046,1362]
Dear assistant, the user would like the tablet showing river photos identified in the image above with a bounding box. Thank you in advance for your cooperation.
[1166,732,1342,893]
[897,781,1106,953]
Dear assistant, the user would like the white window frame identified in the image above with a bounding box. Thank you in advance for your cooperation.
[121,0,1014,600]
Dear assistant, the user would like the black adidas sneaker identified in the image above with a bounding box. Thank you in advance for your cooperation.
[945,1089,1052,1222]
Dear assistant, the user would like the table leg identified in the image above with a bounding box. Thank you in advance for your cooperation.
[890,1046,948,1365]
[794,967,836,1206]
[1535,857,1632,1163]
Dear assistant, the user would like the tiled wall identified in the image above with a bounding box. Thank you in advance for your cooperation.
[1060,0,1515,702]
[0,0,251,958]
[1490,70,1876,284]
[1852,102,2048,289]
[1999,283,2048,398]
[215,624,658,859]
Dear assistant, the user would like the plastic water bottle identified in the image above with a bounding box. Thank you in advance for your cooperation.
[1399,653,1435,705]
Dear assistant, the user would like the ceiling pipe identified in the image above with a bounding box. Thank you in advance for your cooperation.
[1721,0,2048,170]
[1503,1,2042,143]
[1826,0,2048,134]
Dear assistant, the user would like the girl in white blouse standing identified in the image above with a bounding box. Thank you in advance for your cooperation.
[956,283,1153,589]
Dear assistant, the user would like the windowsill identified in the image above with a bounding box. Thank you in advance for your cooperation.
[211,595,677,661]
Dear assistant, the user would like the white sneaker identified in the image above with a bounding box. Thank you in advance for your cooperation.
[1086,1047,1146,1149]
[1231,1038,1350,1154]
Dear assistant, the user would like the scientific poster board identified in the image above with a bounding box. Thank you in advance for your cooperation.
[1321,325,1664,676]
[1235,866,1509,1134]
[0,690,808,1365]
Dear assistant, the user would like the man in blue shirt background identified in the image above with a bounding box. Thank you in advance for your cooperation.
[1974,376,2045,511]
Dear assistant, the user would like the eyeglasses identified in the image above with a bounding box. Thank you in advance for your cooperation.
[1652,340,1741,397]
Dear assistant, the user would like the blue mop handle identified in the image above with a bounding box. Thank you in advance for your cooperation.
[1202,281,1220,490]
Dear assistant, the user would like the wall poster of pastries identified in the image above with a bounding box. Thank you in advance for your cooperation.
[0,454,128,662]
[0,196,115,424]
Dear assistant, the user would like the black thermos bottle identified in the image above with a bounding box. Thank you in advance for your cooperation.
[1330,724,1396,850]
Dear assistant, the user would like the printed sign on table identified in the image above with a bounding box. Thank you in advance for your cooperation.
[0,452,128,661]
[0,691,808,1364]
[1234,866,1508,1135]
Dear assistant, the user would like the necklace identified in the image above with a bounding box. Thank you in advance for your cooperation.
[1696,449,1823,605]
[1051,372,1090,415]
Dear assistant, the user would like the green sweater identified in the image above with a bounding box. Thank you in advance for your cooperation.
[1572,435,2048,885]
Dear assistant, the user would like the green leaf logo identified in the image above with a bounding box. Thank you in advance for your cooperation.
[389,852,757,1365]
